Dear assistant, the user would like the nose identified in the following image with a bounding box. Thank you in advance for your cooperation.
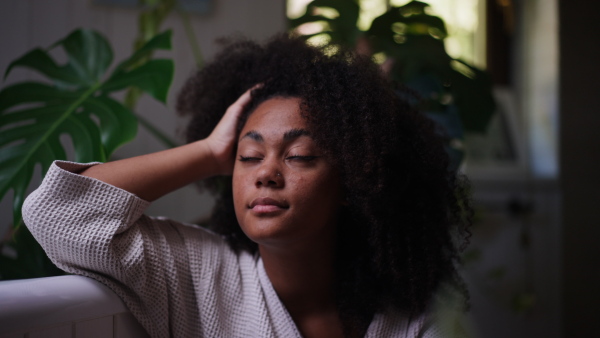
[255,159,284,188]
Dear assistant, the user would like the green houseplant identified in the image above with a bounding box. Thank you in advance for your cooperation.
[0,29,174,279]
[290,0,496,170]
[0,0,208,280]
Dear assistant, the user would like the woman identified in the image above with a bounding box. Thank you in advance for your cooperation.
[23,35,472,337]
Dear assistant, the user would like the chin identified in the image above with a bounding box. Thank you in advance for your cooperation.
[239,218,297,246]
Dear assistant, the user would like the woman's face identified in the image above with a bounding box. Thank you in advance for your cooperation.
[232,97,342,248]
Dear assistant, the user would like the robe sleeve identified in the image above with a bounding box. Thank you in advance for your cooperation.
[22,160,228,337]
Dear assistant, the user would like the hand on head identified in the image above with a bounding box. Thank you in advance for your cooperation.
[78,85,260,201]
[205,85,259,176]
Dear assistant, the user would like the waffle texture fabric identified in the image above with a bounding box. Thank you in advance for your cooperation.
[23,161,460,338]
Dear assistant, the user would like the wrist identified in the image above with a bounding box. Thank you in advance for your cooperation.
[196,139,233,177]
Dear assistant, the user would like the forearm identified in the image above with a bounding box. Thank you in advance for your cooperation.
[80,139,220,201]
[80,86,254,201]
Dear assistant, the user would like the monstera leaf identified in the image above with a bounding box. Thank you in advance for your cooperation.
[0,29,174,228]
[289,0,361,48]
[367,2,495,133]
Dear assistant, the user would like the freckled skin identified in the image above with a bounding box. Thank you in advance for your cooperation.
[232,97,342,249]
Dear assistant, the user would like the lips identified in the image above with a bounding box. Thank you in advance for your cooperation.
[249,197,289,213]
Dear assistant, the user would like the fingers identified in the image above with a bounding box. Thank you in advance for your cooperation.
[223,84,262,121]
[205,84,262,175]
[229,88,252,113]
[215,84,262,139]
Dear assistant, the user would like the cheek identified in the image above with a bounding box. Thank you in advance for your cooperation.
[293,171,341,206]
[232,168,247,219]
[232,161,249,197]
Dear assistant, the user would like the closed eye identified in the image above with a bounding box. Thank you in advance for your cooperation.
[238,155,262,162]
[286,155,318,162]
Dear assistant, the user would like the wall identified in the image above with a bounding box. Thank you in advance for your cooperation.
[469,0,600,336]
[559,0,600,336]
[0,0,286,236]
[466,179,561,338]
[464,0,561,336]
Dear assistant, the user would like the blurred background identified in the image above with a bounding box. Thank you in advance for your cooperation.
[0,0,598,337]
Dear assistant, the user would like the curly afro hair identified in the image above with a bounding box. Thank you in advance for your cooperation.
[177,34,472,335]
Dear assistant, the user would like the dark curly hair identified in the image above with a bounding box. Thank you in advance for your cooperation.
[177,34,472,336]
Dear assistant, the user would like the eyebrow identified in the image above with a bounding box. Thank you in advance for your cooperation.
[241,130,263,142]
[283,128,310,141]
[240,128,311,142]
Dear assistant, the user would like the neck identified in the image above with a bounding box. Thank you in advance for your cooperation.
[259,238,337,313]
[258,229,352,338]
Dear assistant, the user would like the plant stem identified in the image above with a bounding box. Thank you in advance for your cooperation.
[177,7,204,68]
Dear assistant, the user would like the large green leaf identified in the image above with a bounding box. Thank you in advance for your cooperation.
[53,29,114,85]
[3,49,82,86]
[367,2,495,134]
[289,0,361,48]
[0,28,174,228]
[103,59,174,103]
[115,29,173,72]
[83,96,139,155]
[449,60,496,132]
[0,82,80,112]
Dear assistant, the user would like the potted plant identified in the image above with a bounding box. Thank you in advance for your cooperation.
[0,28,174,279]
[290,0,496,170]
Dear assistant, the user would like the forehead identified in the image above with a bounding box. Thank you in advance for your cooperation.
[240,97,307,138]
